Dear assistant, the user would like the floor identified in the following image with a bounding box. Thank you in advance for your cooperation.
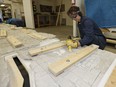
[36,26,116,53]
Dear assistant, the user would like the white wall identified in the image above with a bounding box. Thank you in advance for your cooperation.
[23,0,35,28]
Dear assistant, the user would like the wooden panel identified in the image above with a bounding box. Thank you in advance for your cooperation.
[48,44,99,76]
[106,39,116,44]
[105,67,116,87]
[7,58,24,87]
[28,32,46,40]
[7,36,23,47]
[0,29,7,37]
[20,29,34,34]
[29,41,66,56]
[104,32,116,39]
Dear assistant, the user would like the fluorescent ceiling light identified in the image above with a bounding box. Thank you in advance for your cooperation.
[1,4,5,7]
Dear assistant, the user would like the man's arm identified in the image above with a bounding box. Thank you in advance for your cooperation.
[79,20,94,46]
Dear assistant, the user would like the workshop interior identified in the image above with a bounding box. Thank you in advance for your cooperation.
[0,0,116,87]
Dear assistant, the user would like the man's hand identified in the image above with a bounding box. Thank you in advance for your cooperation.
[66,39,80,48]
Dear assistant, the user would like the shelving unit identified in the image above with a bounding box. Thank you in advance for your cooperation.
[37,14,57,27]
[2,6,12,21]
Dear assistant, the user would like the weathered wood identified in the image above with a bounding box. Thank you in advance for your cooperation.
[28,32,46,40]
[7,58,24,87]
[106,39,116,44]
[7,36,23,47]
[0,29,7,37]
[48,44,99,76]
[29,41,66,56]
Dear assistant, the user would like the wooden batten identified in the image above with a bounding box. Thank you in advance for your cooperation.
[29,41,66,56]
[7,36,23,47]
[48,44,99,76]
[0,30,7,37]
[7,58,24,87]
[28,33,46,40]
[106,39,116,44]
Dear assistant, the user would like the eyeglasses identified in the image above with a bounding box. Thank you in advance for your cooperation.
[69,12,78,19]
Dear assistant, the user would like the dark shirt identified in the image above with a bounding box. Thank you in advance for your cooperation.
[78,16,106,48]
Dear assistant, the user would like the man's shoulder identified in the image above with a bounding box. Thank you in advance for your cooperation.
[82,16,93,25]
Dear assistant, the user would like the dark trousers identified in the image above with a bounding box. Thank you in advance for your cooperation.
[92,35,106,50]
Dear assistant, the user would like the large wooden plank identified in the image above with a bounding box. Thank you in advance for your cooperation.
[7,36,23,47]
[7,58,24,87]
[48,44,99,76]
[29,41,66,56]
[0,29,7,37]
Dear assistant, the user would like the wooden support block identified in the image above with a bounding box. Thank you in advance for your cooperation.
[20,29,33,34]
[105,66,116,87]
[7,58,24,87]
[48,44,99,76]
[0,29,7,37]
[7,36,23,47]
[106,39,116,44]
[28,32,46,40]
[29,41,66,56]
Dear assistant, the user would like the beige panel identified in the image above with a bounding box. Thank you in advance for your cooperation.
[7,36,23,47]
[29,41,66,56]
[28,33,46,40]
[105,67,116,87]
[7,58,24,87]
[0,30,7,37]
[48,44,98,76]
[106,39,116,44]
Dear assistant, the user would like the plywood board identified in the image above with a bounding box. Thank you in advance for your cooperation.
[28,32,46,40]
[0,29,7,37]
[106,39,116,44]
[7,58,24,87]
[7,36,23,47]
[104,32,116,39]
[48,44,99,76]
[105,67,116,87]
[29,41,66,56]
[20,29,34,34]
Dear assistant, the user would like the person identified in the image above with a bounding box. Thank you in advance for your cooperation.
[67,6,106,50]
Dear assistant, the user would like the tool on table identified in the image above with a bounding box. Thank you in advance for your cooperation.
[66,36,79,51]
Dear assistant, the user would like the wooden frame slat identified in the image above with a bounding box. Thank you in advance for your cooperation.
[106,39,116,44]
[29,41,66,56]
[0,30,7,37]
[7,58,24,87]
[28,33,46,40]
[7,36,23,47]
